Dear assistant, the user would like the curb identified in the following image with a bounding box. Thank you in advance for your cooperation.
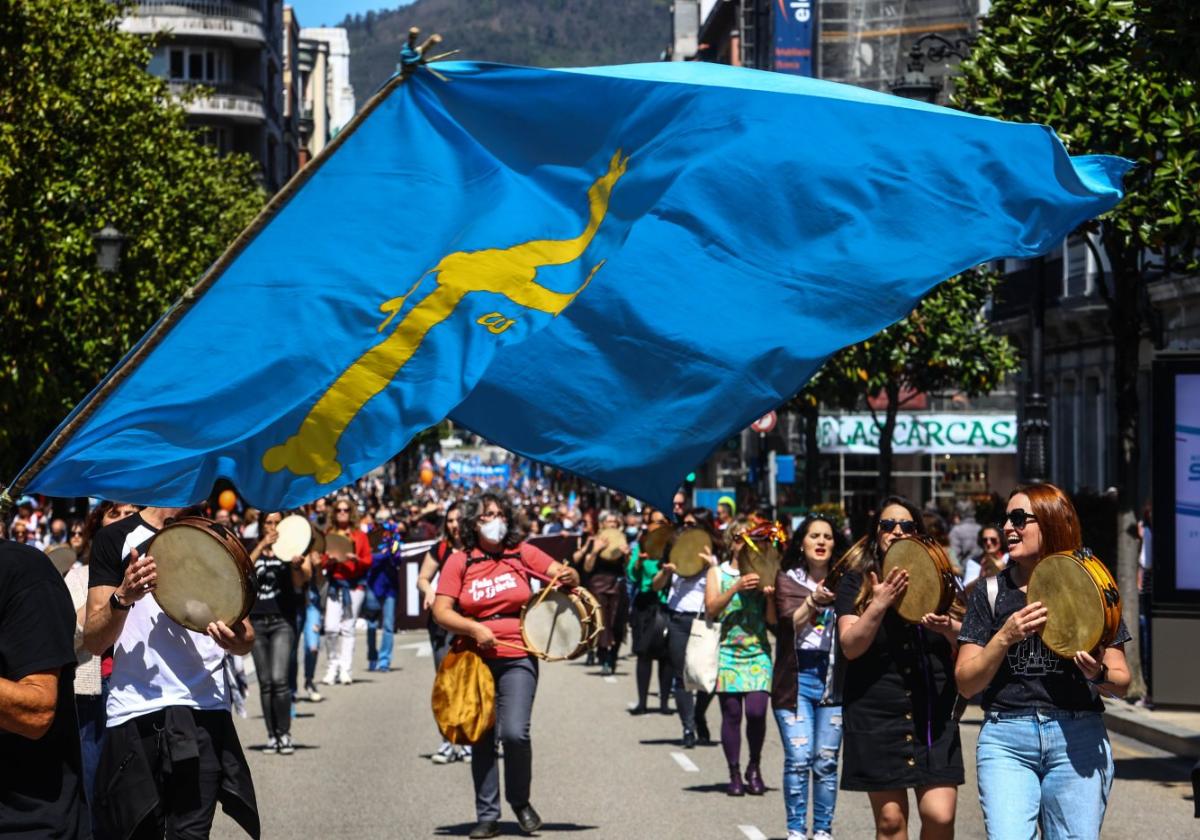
[1104,701,1200,759]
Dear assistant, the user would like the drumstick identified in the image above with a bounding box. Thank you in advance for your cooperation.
[531,568,566,609]
[492,639,542,657]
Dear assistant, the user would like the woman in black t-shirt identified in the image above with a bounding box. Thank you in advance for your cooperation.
[956,484,1131,840]
[835,496,964,840]
[249,512,310,755]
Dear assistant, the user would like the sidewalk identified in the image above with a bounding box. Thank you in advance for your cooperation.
[1104,699,1200,758]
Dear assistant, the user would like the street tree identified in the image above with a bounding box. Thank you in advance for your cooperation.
[954,0,1200,698]
[0,0,264,482]
[826,270,1020,501]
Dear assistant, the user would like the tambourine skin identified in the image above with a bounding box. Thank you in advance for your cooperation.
[273,514,313,562]
[742,539,781,588]
[640,525,674,560]
[669,527,713,578]
[1027,550,1121,658]
[149,517,256,634]
[882,536,956,623]
[520,588,593,661]
[596,527,628,561]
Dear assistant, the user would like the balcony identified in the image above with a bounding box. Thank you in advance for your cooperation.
[124,2,265,46]
[170,81,265,123]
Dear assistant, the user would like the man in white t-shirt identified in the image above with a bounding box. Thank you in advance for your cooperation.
[84,506,260,839]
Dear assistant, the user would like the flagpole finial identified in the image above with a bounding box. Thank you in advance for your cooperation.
[399,27,449,78]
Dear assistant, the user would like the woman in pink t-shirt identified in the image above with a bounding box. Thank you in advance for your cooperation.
[433,493,579,840]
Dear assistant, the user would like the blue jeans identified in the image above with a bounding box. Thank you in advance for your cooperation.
[303,590,323,685]
[976,709,1114,840]
[366,592,396,670]
[774,650,841,835]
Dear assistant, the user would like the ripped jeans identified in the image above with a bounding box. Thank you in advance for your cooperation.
[774,650,842,836]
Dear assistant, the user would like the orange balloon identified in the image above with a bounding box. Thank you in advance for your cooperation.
[218,489,237,511]
[419,468,434,485]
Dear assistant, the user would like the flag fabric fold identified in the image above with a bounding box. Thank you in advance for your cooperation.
[20,60,1130,509]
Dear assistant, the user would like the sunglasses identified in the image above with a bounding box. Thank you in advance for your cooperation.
[1000,509,1038,530]
[335,507,351,513]
[71,529,84,536]
[983,536,1002,545]
[878,518,916,534]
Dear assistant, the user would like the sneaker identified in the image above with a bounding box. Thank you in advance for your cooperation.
[461,745,472,763]
[786,832,806,840]
[320,668,337,686]
[338,672,353,685]
[277,733,295,755]
[305,683,324,703]
[264,735,278,753]
[813,831,834,840]
[431,741,458,764]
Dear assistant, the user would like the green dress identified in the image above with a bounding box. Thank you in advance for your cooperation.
[716,562,772,693]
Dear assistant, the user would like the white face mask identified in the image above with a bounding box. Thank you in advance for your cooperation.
[625,526,639,538]
[480,518,507,544]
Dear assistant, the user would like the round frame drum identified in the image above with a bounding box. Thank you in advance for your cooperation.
[149,517,255,633]
[669,528,713,578]
[882,536,956,623]
[1027,550,1121,658]
[46,544,77,576]
[742,538,781,586]
[274,514,313,562]
[640,524,674,560]
[596,528,628,560]
[324,532,354,559]
[520,587,602,661]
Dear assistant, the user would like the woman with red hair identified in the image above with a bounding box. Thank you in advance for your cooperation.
[956,483,1131,840]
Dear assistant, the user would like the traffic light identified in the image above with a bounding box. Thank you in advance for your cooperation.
[685,471,696,483]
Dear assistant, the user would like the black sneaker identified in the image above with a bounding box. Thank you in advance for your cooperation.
[514,803,542,835]
[627,704,648,716]
[682,729,697,749]
[469,821,500,839]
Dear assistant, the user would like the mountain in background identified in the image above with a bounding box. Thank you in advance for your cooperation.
[341,0,672,102]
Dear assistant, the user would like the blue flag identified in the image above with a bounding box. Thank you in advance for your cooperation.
[19,61,1129,509]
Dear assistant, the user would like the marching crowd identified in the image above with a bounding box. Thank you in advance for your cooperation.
[0,469,1161,840]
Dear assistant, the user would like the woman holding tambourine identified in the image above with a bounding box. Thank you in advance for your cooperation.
[956,484,1131,840]
[835,496,964,840]
[431,493,579,840]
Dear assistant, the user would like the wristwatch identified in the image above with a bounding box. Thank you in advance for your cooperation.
[1088,663,1109,685]
[109,591,131,612]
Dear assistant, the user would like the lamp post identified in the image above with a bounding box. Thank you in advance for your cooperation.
[889,33,973,104]
[1020,256,1050,483]
[92,223,126,274]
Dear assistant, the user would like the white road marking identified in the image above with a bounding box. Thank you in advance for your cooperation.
[738,826,767,840]
[670,751,699,772]
[604,675,617,684]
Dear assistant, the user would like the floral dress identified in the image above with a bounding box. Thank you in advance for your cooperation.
[716,562,772,693]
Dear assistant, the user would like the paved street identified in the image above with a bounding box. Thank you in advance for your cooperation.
[215,631,1196,839]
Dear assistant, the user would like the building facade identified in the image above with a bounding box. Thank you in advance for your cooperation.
[123,0,300,192]
[299,27,356,134]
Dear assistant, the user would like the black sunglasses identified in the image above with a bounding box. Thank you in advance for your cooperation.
[1000,509,1038,529]
[982,535,1002,544]
[878,518,917,534]
[335,507,351,513]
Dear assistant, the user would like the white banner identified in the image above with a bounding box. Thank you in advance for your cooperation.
[818,413,1017,455]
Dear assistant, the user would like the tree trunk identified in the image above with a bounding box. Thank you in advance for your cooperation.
[876,383,900,501]
[1109,261,1147,700]
[803,401,821,507]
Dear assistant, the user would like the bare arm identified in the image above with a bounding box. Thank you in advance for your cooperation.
[837,568,908,660]
[206,617,255,657]
[651,563,674,592]
[0,670,60,739]
[84,547,157,656]
[1073,645,1131,699]
[954,601,1048,697]
[417,551,440,610]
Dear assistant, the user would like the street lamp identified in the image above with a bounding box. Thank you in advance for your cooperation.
[889,34,973,104]
[92,223,126,274]
[1020,256,1050,483]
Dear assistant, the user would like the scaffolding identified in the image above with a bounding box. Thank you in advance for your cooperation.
[817,0,980,91]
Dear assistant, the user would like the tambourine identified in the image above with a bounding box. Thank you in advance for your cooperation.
[640,523,674,560]
[273,514,314,562]
[741,521,785,586]
[669,527,713,577]
[520,587,603,661]
[881,535,956,623]
[45,544,78,576]
[148,517,256,633]
[596,527,628,560]
[1027,548,1121,658]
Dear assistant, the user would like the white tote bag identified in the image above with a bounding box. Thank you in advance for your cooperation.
[683,617,720,693]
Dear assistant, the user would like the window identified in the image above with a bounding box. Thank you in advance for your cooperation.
[1063,233,1092,298]
[197,126,230,154]
[166,47,229,84]
[1082,376,1105,490]
[169,48,184,79]
[1055,378,1079,490]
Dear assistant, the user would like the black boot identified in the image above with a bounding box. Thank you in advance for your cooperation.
[514,802,543,835]
[469,821,500,839]
[726,764,745,796]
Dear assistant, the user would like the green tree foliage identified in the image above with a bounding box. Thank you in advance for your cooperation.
[954,0,1200,697]
[0,0,264,482]
[805,270,1019,501]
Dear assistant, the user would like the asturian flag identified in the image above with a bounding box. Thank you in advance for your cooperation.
[16,61,1130,509]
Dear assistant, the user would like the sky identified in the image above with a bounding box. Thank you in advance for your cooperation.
[288,0,413,29]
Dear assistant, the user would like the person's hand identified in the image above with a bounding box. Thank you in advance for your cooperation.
[1073,649,1104,681]
[738,572,762,591]
[661,562,677,576]
[206,620,248,651]
[761,585,775,598]
[471,623,496,651]
[117,548,157,604]
[811,584,836,606]
[921,613,958,640]
[260,531,279,547]
[422,590,435,612]
[594,535,609,551]
[999,601,1048,647]
[621,543,632,558]
[868,567,909,611]
[557,566,581,588]
[700,547,718,567]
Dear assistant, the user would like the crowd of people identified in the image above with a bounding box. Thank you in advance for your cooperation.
[0,468,1160,840]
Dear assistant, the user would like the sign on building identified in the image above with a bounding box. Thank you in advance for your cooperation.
[773,0,816,76]
[818,414,1018,455]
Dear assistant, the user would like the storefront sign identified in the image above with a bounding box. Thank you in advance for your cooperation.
[818,413,1017,455]
[443,461,511,485]
[1174,374,1200,590]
